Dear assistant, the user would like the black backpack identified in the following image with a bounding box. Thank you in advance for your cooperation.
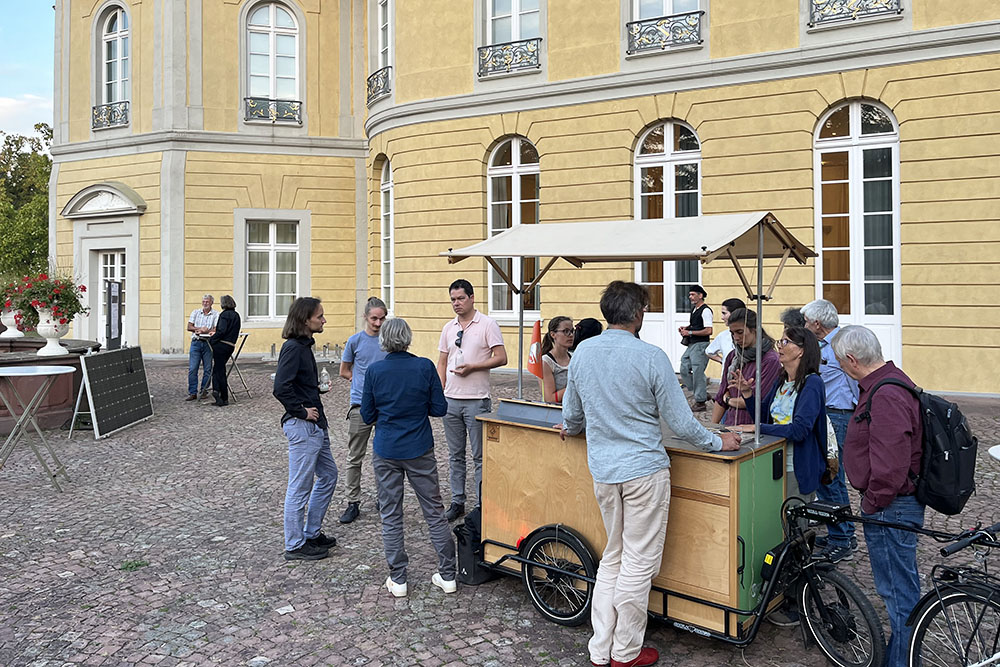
[857,379,978,515]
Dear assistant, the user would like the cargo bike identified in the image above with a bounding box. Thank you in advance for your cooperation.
[456,399,885,667]
[439,213,886,666]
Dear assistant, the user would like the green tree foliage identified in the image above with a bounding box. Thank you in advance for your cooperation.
[0,123,52,277]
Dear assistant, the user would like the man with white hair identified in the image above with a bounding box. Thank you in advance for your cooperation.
[832,325,923,667]
[186,294,219,400]
[800,299,858,563]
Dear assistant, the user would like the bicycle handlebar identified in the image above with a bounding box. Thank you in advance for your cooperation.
[940,521,1000,557]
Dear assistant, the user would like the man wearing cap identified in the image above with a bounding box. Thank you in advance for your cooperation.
[678,285,713,412]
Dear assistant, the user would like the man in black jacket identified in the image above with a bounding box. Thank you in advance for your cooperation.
[273,297,338,561]
[678,285,713,412]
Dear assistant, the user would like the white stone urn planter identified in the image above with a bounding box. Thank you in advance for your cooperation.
[0,308,24,338]
[35,307,70,356]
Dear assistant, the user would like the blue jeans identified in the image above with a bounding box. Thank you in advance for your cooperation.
[862,494,924,667]
[282,418,338,552]
[188,339,213,395]
[815,410,856,546]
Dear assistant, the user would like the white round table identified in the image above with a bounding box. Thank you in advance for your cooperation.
[989,444,1000,463]
[0,365,75,491]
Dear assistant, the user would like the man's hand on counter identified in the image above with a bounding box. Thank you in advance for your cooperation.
[719,431,742,451]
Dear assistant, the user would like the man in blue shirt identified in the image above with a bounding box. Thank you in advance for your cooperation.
[562,281,740,667]
[802,298,860,563]
[337,297,388,524]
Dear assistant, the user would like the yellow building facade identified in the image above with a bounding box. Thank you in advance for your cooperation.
[51,0,1000,394]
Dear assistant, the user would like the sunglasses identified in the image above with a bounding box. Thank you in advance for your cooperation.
[455,329,464,348]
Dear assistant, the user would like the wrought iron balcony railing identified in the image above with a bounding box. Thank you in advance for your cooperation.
[478,37,542,78]
[809,0,902,26]
[626,11,705,54]
[244,98,302,123]
[92,101,130,129]
[367,66,392,106]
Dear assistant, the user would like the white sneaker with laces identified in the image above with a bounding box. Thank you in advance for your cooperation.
[431,572,457,594]
[385,576,407,597]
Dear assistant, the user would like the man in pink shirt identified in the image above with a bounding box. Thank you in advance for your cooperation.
[436,279,507,521]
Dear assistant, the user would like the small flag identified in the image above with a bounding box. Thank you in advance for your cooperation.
[527,320,543,379]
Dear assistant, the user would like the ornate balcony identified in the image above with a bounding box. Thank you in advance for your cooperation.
[367,66,392,106]
[478,38,542,78]
[243,98,302,124]
[809,0,902,26]
[91,101,129,129]
[626,11,705,54]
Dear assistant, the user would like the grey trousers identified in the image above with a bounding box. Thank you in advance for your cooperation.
[373,448,456,584]
[679,341,710,403]
[442,397,490,506]
[344,405,374,503]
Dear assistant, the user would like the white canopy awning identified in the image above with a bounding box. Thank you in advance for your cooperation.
[440,211,815,299]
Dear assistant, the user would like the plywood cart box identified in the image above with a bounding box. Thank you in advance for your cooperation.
[478,399,787,639]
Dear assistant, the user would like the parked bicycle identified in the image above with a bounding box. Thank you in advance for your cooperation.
[907,520,1000,667]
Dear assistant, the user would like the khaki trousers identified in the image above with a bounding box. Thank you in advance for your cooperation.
[344,405,374,503]
[589,467,671,665]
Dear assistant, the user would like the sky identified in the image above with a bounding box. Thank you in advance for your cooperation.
[0,1,55,138]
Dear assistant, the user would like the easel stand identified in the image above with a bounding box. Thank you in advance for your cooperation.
[0,370,73,492]
[226,332,252,402]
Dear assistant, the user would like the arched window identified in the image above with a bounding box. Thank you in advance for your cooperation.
[814,100,901,357]
[101,6,129,104]
[380,160,394,311]
[487,137,540,315]
[247,2,299,101]
[634,120,701,319]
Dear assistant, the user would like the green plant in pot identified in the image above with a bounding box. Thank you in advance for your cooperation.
[8,272,89,355]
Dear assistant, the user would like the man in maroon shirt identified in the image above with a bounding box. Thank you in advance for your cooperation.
[831,325,923,667]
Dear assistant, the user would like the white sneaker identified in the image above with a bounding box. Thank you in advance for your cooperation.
[431,572,457,594]
[385,576,407,597]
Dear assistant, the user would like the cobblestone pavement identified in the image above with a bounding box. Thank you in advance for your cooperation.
[1,360,997,667]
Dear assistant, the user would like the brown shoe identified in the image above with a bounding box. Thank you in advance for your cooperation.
[185,394,197,401]
[691,402,707,412]
[199,390,210,399]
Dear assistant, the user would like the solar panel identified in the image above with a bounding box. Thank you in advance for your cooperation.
[80,347,154,439]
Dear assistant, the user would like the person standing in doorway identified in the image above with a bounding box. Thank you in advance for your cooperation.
[186,294,218,400]
[337,296,388,525]
[562,281,740,667]
[273,297,338,561]
[678,285,712,412]
[436,279,507,522]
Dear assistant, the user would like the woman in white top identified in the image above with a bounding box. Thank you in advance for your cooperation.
[706,297,746,366]
[540,316,574,403]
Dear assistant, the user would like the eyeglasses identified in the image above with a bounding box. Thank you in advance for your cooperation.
[556,329,574,336]
[777,338,799,348]
[455,329,464,348]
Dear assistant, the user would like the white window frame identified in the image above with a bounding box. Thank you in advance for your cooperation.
[98,250,126,348]
[101,6,129,104]
[232,209,311,327]
[487,136,540,320]
[377,0,391,69]
[488,0,541,45]
[633,0,699,19]
[813,100,901,323]
[633,120,702,315]
[247,2,299,101]
[380,161,395,313]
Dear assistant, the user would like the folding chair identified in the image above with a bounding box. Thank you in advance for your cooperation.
[226,332,252,402]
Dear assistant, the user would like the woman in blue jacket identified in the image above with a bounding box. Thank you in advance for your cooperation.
[361,317,456,598]
[734,326,827,499]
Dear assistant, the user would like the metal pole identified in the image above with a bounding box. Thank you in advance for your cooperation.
[517,288,525,399]
[755,221,764,445]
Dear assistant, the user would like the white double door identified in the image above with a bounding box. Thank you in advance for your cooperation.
[636,259,701,367]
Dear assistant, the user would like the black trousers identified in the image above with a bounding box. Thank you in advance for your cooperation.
[211,344,234,403]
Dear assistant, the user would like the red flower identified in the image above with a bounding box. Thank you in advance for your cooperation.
[39,273,48,280]
[59,318,67,324]
[79,285,87,292]
[30,300,39,307]
[22,276,29,282]
[25,282,32,288]
[3,300,9,308]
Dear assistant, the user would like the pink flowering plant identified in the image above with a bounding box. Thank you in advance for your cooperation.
[6,272,89,331]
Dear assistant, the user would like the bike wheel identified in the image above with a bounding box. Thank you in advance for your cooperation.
[799,568,887,667]
[909,585,1000,667]
[521,526,597,626]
